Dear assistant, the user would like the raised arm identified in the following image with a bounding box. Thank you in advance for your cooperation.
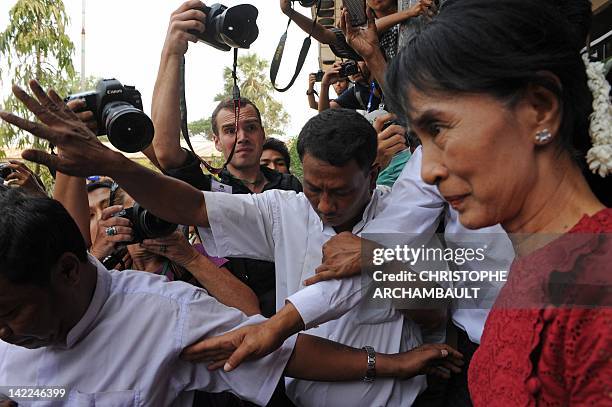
[151,0,206,169]
[280,0,337,45]
[374,0,432,33]
[341,8,388,89]
[0,80,210,228]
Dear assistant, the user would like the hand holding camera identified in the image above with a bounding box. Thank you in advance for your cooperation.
[91,205,135,260]
[163,0,207,57]
[321,62,342,86]
[373,112,407,170]
[340,6,380,60]
[0,161,46,197]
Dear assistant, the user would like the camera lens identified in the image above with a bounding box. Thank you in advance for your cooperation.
[102,102,154,153]
[137,209,177,240]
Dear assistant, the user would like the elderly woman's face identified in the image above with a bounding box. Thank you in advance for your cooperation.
[408,89,538,230]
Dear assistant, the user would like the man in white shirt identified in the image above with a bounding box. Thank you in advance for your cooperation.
[0,188,460,407]
[0,81,462,407]
[194,108,449,406]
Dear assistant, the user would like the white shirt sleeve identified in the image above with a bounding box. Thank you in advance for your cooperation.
[287,276,366,329]
[198,190,279,262]
[177,288,297,406]
[363,146,445,239]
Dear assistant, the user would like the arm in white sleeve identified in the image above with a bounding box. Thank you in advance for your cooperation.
[198,190,282,262]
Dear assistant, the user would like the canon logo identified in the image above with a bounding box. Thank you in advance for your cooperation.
[107,89,122,95]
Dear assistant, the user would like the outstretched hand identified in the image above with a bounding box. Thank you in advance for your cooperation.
[0,80,120,178]
[395,344,464,380]
[181,320,286,372]
[340,6,380,60]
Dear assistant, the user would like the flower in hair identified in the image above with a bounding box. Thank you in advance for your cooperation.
[583,53,612,178]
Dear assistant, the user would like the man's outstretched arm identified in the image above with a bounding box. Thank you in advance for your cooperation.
[0,80,210,228]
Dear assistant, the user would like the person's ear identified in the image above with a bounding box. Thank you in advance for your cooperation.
[518,73,562,145]
[50,252,82,287]
[213,134,223,153]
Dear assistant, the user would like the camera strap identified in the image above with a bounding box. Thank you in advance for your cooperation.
[179,49,241,175]
[270,1,322,92]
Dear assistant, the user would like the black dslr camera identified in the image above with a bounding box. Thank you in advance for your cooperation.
[338,61,359,78]
[65,79,154,153]
[113,203,177,244]
[312,70,324,82]
[194,4,259,51]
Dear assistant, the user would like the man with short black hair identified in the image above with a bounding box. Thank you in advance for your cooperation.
[261,137,291,174]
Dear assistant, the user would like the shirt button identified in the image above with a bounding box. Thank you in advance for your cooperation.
[526,377,541,394]
[542,305,556,322]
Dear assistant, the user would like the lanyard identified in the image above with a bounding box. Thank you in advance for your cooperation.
[366,81,376,113]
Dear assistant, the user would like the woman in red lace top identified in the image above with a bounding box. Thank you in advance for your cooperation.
[385,0,611,404]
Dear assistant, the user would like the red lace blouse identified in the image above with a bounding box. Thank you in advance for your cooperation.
[468,208,612,406]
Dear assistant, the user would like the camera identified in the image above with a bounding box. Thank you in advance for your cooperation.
[113,203,177,244]
[195,4,259,51]
[66,79,154,153]
[312,70,324,82]
[338,61,359,78]
[0,163,14,180]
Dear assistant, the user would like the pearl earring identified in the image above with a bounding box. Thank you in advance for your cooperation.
[535,129,552,144]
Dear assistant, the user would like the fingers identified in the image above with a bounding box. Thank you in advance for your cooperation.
[181,333,237,360]
[29,80,66,120]
[21,149,61,170]
[174,0,205,15]
[47,88,80,121]
[303,270,336,286]
[223,341,254,372]
[207,359,227,371]
[0,111,59,145]
[100,205,128,221]
[7,160,31,174]
[436,344,463,360]
[10,83,60,126]
[372,112,396,132]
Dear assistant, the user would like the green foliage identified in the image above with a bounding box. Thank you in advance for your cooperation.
[0,0,77,154]
[187,117,213,140]
[287,136,303,181]
[214,53,290,137]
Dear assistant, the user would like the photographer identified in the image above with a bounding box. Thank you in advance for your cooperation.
[152,0,302,321]
[318,60,381,112]
[307,72,349,111]
[0,160,47,197]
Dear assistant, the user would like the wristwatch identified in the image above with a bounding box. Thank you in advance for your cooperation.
[306,89,315,96]
[362,345,376,382]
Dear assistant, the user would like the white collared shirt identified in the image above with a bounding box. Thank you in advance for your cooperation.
[200,188,426,407]
[360,147,515,343]
[0,256,296,406]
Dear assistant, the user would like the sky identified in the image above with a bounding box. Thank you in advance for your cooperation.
[0,0,333,140]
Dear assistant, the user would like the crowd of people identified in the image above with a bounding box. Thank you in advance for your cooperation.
[0,0,610,406]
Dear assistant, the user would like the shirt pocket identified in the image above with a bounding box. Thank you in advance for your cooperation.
[65,390,139,407]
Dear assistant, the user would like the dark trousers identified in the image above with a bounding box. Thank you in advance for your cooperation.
[413,324,479,407]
